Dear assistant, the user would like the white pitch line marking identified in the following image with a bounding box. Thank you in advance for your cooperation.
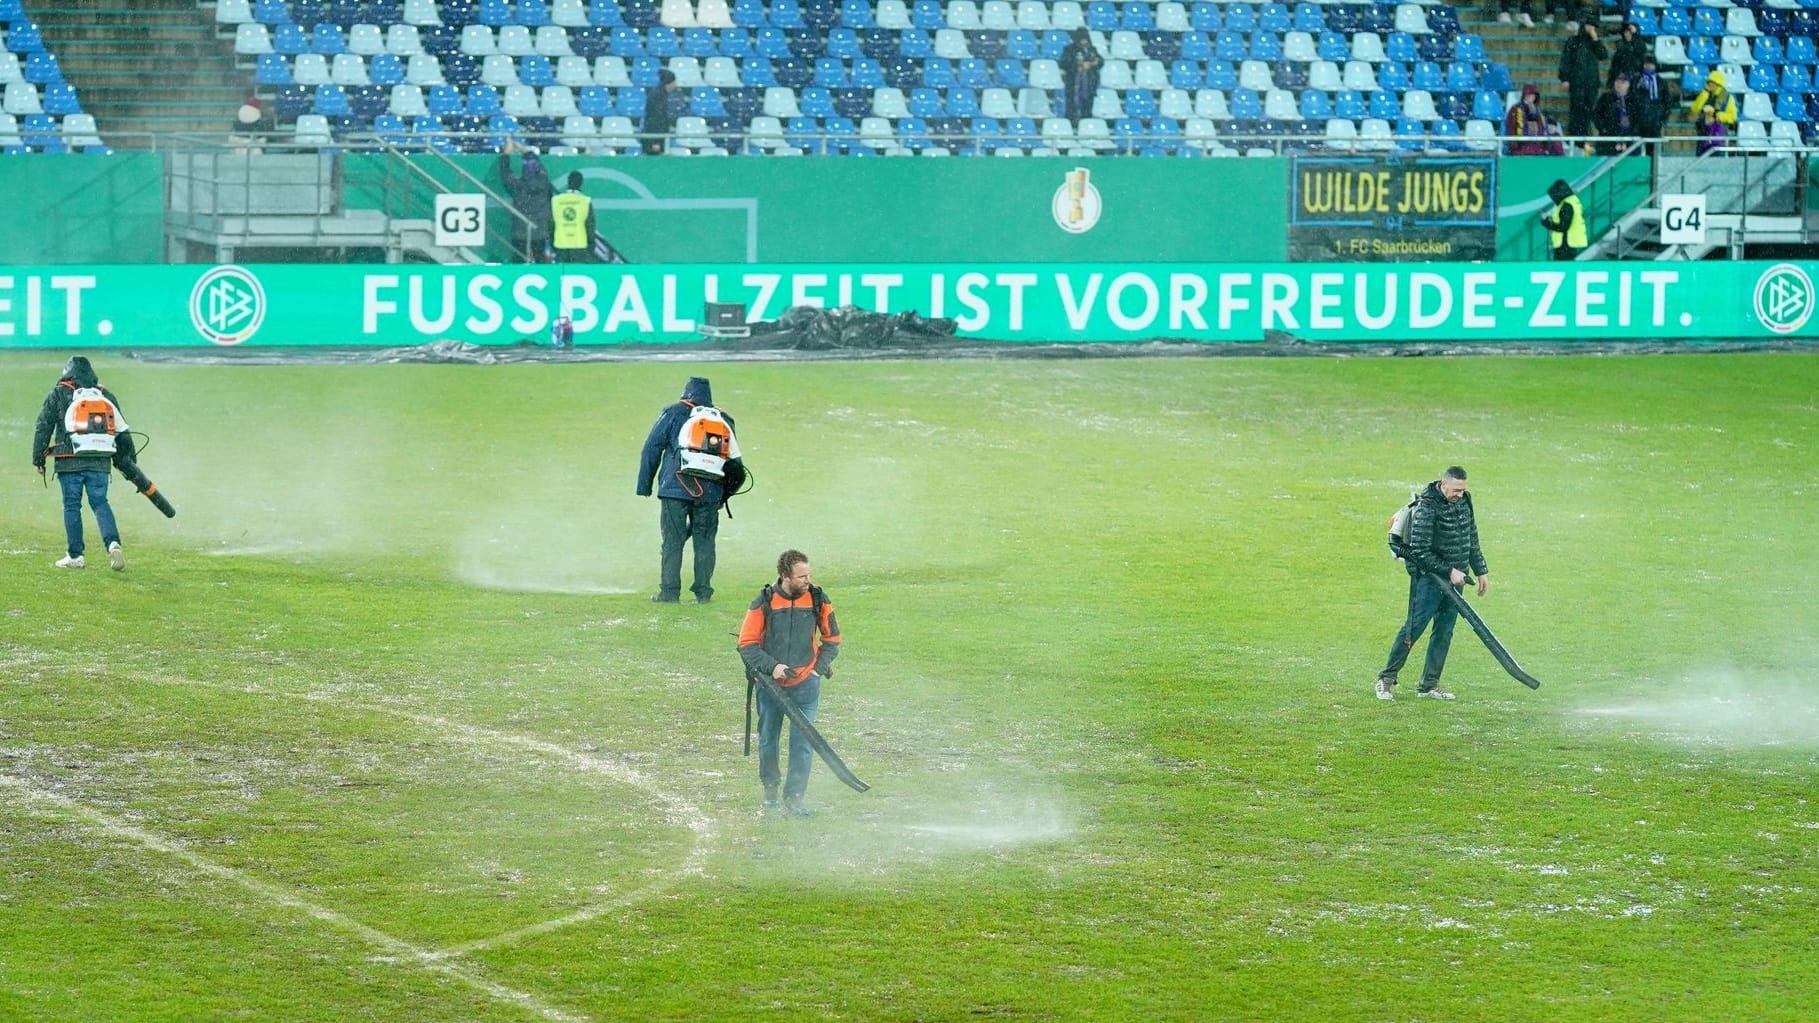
[0,774,588,1023]
[133,673,720,957]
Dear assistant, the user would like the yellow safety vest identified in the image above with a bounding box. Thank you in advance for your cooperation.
[1548,194,1588,249]
[550,191,591,250]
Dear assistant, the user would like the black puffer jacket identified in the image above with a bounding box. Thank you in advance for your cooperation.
[32,358,135,475]
[1405,480,1488,579]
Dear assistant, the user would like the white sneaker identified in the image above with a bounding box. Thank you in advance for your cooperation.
[1417,687,1457,701]
[1497,11,1511,23]
[54,554,85,569]
[1518,12,1534,26]
[1375,677,1396,701]
[107,541,125,571]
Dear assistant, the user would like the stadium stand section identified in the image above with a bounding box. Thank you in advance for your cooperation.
[1,0,107,152]
[9,1,1819,156]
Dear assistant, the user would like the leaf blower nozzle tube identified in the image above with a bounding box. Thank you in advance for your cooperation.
[118,462,176,518]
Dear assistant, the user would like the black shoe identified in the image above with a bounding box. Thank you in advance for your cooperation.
[650,594,680,603]
[695,594,712,604]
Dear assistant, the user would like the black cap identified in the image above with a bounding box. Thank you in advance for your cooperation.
[567,170,583,190]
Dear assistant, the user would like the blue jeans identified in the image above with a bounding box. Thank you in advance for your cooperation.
[658,496,718,600]
[1380,573,1459,690]
[58,469,119,559]
[755,673,821,801]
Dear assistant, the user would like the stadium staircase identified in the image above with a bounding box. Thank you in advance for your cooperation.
[32,0,245,144]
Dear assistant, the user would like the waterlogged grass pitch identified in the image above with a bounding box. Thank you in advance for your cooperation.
[2,353,1817,1022]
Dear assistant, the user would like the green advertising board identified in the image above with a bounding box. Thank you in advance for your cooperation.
[1,262,1813,347]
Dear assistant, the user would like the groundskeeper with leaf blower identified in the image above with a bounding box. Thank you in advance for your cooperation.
[32,356,174,571]
[737,549,845,816]
[1377,466,1488,702]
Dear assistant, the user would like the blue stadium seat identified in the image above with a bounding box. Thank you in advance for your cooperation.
[518,0,553,27]
[253,0,288,25]
[1179,31,1212,62]
[256,52,295,85]
[374,112,411,144]
[845,56,882,90]
[444,52,481,87]
[881,55,917,87]
[822,114,856,152]
[1293,3,1324,33]
[858,27,896,59]
[314,83,353,115]
[909,85,944,116]
[1386,32,1416,65]
[1692,8,1723,37]
[616,85,648,117]
[1006,28,1039,60]
[772,0,807,29]
[690,85,728,116]
[1317,31,1349,63]
[1659,9,1690,36]
[1039,28,1070,60]
[946,85,979,116]
[1686,37,1719,68]
[1298,88,1330,119]
[1416,34,1450,63]
[1121,2,1155,31]
[466,84,504,114]
[292,0,328,27]
[1445,61,1476,92]
[825,27,860,59]
[958,57,991,88]
[443,0,480,28]
[577,83,613,114]
[1223,4,1256,34]
[1272,59,1306,90]
[802,0,840,31]
[1333,88,1365,120]
[1258,3,1290,33]
[1216,31,1245,62]
[521,55,555,85]
[1142,30,1180,62]
[1627,10,1657,36]
[1471,89,1502,122]
[420,25,460,56]
[813,56,848,86]
[993,58,1026,88]
[832,84,867,117]
[313,24,349,56]
[621,0,660,28]
[1480,62,1510,94]
[1170,59,1203,89]
[1369,89,1399,120]
[731,0,767,28]
[841,0,875,28]
[1783,65,1815,95]
[371,53,406,85]
[630,54,663,86]
[1205,59,1237,90]
[786,27,825,59]
[275,23,311,55]
[1776,91,1807,121]
[1378,61,1409,92]
[478,0,512,26]
[1124,87,1156,116]
[799,84,835,115]
[1752,37,1785,68]
[647,26,680,58]
[968,30,1007,60]
[351,84,390,117]
[1086,2,1119,31]
[1189,3,1220,32]
[1748,63,1777,92]
[275,83,313,116]
[1250,33,1282,62]
[40,82,80,115]
[909,0,943,29]
[1229,86,1261,118]
[921,56,953,88]
[1791,36,1819,68]
[1454,34,1484,64]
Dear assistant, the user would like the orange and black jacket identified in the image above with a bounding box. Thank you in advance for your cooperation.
[737,583,840,688]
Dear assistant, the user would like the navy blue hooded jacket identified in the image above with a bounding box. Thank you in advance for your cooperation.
[637,376,741,503]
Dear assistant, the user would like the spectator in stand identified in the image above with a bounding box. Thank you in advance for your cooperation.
[1606,21,1649,86]
[1631,54,1673,144]
[1557,20,1607,143]
[1593,74,1642,155]
[1688,69,1738,156]
[641,69,680,155]
[1059,28,1102,125]
[1503,84,1564,155]
[498,140,555,262]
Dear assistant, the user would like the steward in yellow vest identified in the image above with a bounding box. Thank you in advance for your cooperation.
[550,171,596,262]
[1539,178,1588,260]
